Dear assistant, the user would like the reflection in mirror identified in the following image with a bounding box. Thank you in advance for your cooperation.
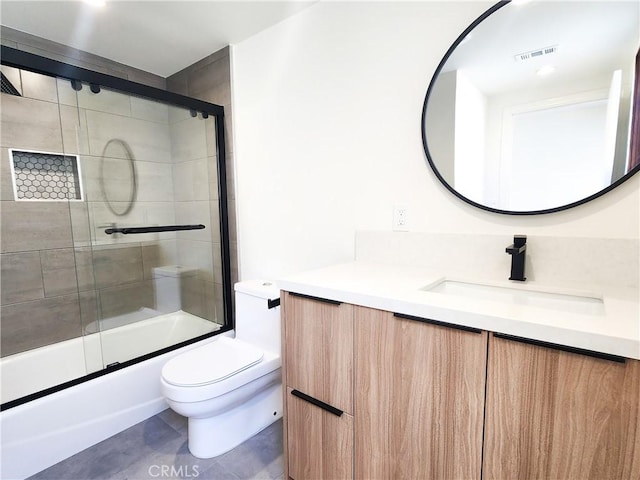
[423,0,640,213]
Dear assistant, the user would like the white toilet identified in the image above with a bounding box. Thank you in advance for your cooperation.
[160,280,282,458]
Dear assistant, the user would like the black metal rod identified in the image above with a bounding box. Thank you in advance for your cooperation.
[393,312,482,334]
[291,389,343,417]
[214,111,234,333]
[288,291,342,305]
[493,333,626,363]
[105,224,205,235]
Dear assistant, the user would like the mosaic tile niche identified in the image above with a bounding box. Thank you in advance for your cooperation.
[10,149,82,200]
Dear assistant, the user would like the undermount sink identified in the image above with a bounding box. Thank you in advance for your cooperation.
[422,280,605,316]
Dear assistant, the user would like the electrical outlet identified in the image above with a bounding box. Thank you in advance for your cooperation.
[393,205,409,232]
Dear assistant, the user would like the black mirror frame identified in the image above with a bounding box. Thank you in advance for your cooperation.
[421,0,640,216]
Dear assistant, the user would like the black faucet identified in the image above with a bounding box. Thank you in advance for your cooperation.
[506,235,527,281]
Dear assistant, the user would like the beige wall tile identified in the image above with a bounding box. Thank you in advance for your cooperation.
[204,280,221,324]
[0,251,44,304]
[80,154,137,202]
[91,244,143,289]
[135,160,175,201]
[97,280,154,320]
[180,274,205,318]
[20,70,58,103]
[0,200,73,253]
[230,240,239,287]
[40,248,79,297]
[1,38,18,48]
[0,294,82,357]
[56,77,78,107]
[77,86,131,117]
[174,201,212,242]
[85,110,171,163]
[176,239,214,283]
[214,282,225,326]
[1,148,16,201]
[166,72,189,96]
[73,247,96,291]
[211,241,224,286]
[168,104,191,124]
[205,117,217,157]
[69,202,92,246]
[125,69,166,90]
[173,158,210,202]
[181,276,220,323]
[1,66,22,95]
[130,96,169,124]
[225,152,235,200]
[141,240,178,279]
[222,111,233,155]
[169,115,207,163]
[207,156,220,201]
[209,200,222,244]
[227,198,238,243]
[187,54,231,104]
[60,105,89,155]
[79,290,99,332]
[81,155,173,203]
[0,95,63,152]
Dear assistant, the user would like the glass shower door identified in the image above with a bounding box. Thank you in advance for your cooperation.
[1,51,229,408]
[74,84,224,368]
[0,66,97,403]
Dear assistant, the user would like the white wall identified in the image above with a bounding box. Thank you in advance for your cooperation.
[454,70,486,202]
[232,1,640,281]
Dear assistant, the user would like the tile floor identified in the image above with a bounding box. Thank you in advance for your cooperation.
[29,410,284,480]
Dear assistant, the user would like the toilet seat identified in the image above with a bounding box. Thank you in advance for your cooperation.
[162,337,263,387]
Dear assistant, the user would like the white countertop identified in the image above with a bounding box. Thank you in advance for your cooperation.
[278,261,640,360]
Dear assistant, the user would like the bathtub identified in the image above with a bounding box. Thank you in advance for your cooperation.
[0,311,228,480]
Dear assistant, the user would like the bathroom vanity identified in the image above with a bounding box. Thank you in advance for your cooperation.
[279,262,640,480]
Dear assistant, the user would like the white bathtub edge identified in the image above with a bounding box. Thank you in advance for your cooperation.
[1,332,230,480]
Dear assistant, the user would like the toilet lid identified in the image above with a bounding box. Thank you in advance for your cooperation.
[162,337,264,387]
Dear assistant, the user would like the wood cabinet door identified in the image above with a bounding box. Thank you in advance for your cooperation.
[283,292,353,414]
[354,306,488,480]
[484,334,640,480]
[286,387,354,480]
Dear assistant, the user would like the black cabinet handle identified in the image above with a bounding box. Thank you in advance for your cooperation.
[289,292,342,305]
[291,389,343,417]
[393,312,482,334]
[267,298,280,309]
[493,333,626,363]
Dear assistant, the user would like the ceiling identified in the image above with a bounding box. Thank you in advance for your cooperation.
[440,1,639,96]
[0,1,316,77]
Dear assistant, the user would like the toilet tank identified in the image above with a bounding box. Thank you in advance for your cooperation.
[234,280,281,354]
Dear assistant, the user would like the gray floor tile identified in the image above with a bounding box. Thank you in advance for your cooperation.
[156,408,188,434]
[215,421,283,480]
[29,412,283,480]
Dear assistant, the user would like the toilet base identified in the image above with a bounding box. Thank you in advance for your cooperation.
[187,382,283,459]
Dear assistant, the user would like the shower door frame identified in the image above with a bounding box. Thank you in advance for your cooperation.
[0,45,234,410]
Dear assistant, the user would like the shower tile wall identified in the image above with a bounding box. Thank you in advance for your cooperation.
[0,68,86,356]
[167,46,237,312]
[0,32,230,359]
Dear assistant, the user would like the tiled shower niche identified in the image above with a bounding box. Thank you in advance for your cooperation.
[9,149,83,201]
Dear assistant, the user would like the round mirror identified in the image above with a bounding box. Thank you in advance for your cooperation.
[422,0,640,214]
